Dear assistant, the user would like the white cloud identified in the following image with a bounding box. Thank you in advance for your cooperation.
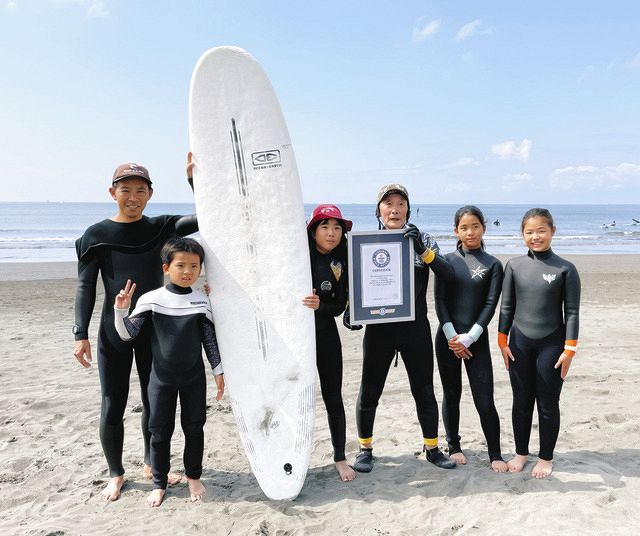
[439,157,480,170]
[51,0,109,18]
[413,18,441,42]
[456,19,492,41]
[491,139,532,161]
[87,0,108,18]
[626,52,640,69]
[502,172,532,192]
[6,1,17,11]
[550,163,640,190]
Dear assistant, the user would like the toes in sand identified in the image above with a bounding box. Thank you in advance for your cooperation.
[335,460,357,482]
[187,478,206,502]
[145,488,166,508]
[491,459,509,473]
[99,476,125,502]
[507,454,529,473]
[531,458,553,479]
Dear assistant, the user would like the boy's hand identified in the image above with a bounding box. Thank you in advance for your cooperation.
[203,282,211,296]
[214,374,225,401]
[115,279,136,310]
[74,339,93,368]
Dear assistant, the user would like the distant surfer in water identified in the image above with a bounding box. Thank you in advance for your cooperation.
[114,237,224,507]
[493,218,500,227]
[434,205,507,472]
[303,205,357,482]
[73,162,198,501]
[498,208,581,478]
[353,184,456,472]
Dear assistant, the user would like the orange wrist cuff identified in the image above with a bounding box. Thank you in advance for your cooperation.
[564,339,577,358]
[498,332,508,349]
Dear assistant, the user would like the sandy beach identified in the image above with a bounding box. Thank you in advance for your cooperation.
[1,255,639,536]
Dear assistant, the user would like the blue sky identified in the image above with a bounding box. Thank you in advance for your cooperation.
[1,0,639,204]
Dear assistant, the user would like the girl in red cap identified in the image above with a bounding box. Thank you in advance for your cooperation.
[302,204,357,481]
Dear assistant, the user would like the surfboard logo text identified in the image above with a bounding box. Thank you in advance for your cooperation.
[252,150,282,170]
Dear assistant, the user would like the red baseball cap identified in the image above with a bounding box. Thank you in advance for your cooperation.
[307,204,353,231]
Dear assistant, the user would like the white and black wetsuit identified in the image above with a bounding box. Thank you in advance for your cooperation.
[74,215,197,477]
[356,232,453,445]
[498,249,580,461]
[114,283,222,489]
[435,247,503,461]
[310,248,349,462]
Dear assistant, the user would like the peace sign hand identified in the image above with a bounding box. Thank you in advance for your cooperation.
[115,279,136,310]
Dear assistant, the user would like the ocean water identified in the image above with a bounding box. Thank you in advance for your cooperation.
[0,202,639,263]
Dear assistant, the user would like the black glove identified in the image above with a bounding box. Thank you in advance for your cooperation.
[403,223,426,255]
[343,304,363,331]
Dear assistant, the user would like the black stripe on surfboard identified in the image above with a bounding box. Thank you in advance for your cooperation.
[230,118,249,198]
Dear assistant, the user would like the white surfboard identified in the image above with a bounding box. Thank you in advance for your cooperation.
[189,46,316,500]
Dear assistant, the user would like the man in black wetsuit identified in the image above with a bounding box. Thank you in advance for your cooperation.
[72,163,198,501]
[353,184,456,472]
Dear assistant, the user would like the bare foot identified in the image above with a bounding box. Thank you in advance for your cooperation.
[100,476,124,501]
[145,488,166,508]
[450,452,467,465]
[187,478,206,502]
[531,458,553,479]
[491,459,508,473]
[142,464,183,486]
[507,454,528,473]
[335,460,357,482]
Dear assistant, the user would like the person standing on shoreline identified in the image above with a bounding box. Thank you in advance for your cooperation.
[353,184,456,472]
[73,162,198,501]
[302,204,357,482]
[498,208,581,478]
[435,205,507,472]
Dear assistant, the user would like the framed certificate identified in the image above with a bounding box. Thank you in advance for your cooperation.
[347,230,415,325]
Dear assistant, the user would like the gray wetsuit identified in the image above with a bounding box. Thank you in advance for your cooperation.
[498,248,580,460]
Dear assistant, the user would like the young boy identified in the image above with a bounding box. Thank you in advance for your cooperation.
[73,162,197,501]
[114,236,224,507]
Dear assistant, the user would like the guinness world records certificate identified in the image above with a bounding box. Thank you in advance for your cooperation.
[347,230,415,325]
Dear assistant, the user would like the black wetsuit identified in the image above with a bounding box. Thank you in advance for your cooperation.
[114,283,222,489]
[356,232,453,445]
[74,215,197,477]
[310,247,348,462]
[435,247,503,461]
[498,249,580,461]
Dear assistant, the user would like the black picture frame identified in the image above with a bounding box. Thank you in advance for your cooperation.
[347,230,415,325]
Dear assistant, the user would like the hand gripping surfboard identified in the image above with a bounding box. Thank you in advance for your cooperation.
[189,46,316,500]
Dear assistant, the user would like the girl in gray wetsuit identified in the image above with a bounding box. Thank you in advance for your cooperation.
[435,206,507,472]
[498,208,580,479]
